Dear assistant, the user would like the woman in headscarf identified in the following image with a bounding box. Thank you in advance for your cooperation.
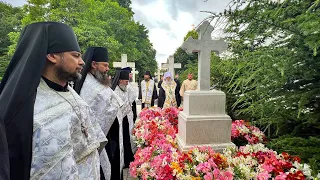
[158,72,178,108]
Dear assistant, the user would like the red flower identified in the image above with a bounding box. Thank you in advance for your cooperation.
[291,156,301,163]
[281,152,290,160]
[287,171,305,180]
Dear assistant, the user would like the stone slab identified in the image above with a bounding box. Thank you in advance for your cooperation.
[178,112,232,145]
[183,90,226,116]
[177,135,235,153]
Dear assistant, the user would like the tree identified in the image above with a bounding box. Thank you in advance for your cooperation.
[111,0,132,13]
[199,0,320,172]
[0,2,23,80]
[180,0,320,172]
[7,0,157,77]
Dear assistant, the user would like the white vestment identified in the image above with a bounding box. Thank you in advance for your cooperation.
[80,74,123,180]
[114,85,136,174]
[140,80,155,107]
[31,79,107,180]
[127,82,138,104]
[126,82,138,152]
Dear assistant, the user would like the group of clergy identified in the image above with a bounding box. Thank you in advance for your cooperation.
[0,21,200,180]
[139,71,198,109]
[0,22,141,180]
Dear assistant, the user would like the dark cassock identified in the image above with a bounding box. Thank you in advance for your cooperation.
[138,71,158,109]
[174,77,181,107]
[109,70,136,180]
[158,79,163,88]
[122,67,138,123]
[0,22,106,180]
[74,47,124,180]
[0,116,9,180]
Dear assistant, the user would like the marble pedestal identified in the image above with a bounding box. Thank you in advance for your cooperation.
[177,90,234,153]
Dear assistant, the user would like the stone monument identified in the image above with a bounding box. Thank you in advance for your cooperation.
[177,21,234,152]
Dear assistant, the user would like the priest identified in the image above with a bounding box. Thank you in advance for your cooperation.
[138,71,158,108]
[180,72,198,101]
[110,70,136,179]
[74,47,124,180]
[0,22,106,180]
[122,67,138,122]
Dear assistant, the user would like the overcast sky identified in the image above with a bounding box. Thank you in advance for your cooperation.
[3,0,230,65]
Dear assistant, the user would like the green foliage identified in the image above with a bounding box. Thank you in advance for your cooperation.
[111,0,132,13]
[183,30,198,41]
[0,56,10,81]
[220,0,320,137]
[0,2,23,79]
[180,0,320,168]
[267,136,320,175]
[5,0,157,78]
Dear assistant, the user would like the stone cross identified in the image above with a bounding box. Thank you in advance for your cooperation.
[154,69,163,82]
[181,21,227,91]
[161,55,181,77]
[131,67,139,83]
[113,54,137,82]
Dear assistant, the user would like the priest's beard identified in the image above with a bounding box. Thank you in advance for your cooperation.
[164,79,172,85]
[56,64,82,82]
[92,69,110,86]
[119,84,127,92]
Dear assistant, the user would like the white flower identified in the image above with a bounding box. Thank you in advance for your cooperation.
[302,164,312,178]
[195,153,206,162]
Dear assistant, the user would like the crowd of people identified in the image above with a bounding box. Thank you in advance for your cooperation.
[142,71,197,109]
[0,22,198,180]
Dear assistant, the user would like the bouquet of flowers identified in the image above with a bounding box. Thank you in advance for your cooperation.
[129,136,181,180]
[175,146,233,180]
[139,107,163,120]
[133,117,177,148]
[161,107,180,132]
[223,144,314,180]
[231,120,267,146]
[130,108,317,180]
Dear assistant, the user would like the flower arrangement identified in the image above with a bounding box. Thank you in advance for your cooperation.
[174,146,234,180]
[129,135,181,180]
[223,144,314,180]
[231,120,267,146]
[132,116,177,148]
[130,108,317,180]
[161,107,181,132]
[139,107,163,120]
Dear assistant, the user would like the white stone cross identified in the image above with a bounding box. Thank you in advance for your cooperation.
[154,68,163,82]
[113,54,137,82]
[131,67,139,83]
[161,55,181,77]
[181,21,227,91]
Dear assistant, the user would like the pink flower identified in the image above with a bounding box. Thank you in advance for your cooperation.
[196,162,212,173]
[261,163,274,173]
[204,172,213,180]
[224,171,233,180]
[275,172,287,180]
[257,172,271,180]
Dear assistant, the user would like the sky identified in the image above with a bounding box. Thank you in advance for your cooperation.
[3,0,231,65]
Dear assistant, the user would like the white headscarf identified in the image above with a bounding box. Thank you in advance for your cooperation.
[163,72,172,80]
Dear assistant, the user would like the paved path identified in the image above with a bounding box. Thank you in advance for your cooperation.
[123,168,136,180]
